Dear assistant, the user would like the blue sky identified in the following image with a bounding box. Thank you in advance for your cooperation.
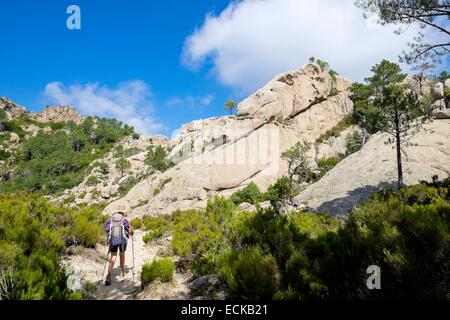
[0,0,448,135]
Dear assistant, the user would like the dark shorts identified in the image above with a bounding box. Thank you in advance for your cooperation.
[110,243,127,255]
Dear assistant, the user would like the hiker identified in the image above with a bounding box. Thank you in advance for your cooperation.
[104,207,134,286]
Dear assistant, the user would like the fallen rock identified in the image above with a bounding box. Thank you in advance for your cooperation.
[188,275,223,297]
[432,109,450,119]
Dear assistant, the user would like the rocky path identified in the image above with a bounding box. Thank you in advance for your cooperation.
[62,230,192,300]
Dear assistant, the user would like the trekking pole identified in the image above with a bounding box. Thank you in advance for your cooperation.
[101,248,110,283]
[131,233,135,281]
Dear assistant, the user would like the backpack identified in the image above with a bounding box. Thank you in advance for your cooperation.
[108,212,127,246]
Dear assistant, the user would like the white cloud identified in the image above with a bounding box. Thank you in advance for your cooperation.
[43,80,166,135]
[166,94,214,109]
[182,0,435,93]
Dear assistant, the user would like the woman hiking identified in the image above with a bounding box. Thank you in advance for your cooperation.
[103,206,134,286]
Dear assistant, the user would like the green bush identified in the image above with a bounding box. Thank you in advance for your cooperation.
[317,156,342,179]
[345,131,363,155]
[130,218,143,230]
[0,149,11,160]
[98,162,109,175]
[74,216,100,248]
[230,182,263,205]
[220,246,280,299]
[141,259,175,285]
[86,176,100,186]
[145,145,173,172]
[68,291,83,300]
[0,194,70,299]
[113,146,141,159]
[315,116,352,144]
[264,177,296,207]
[444,87,450,100]
[143,229,163,243]
[118,176,140,197]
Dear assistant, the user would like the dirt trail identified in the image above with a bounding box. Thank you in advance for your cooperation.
[62,230,192,300]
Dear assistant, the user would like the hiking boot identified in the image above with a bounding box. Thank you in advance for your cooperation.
[105,273,112,286]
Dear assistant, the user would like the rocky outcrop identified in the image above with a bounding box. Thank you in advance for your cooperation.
[104,63,354,217]
[315,126,361,160]
[0,97,26,120]
[237,63,351,122]
[296,119,450,219]
[29,106,84,124]
[430,77,450,119]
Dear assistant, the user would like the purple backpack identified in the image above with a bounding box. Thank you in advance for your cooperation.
[107,213,127,246]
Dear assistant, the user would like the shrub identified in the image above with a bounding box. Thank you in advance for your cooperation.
[118,176,139,197]
[86,175,100,186]
[317,156,342,179]
[145,145,173,172]
[74,216,100,247]
[0,194,70,299]
[114,146,140,159]
[220,246,280,299]
[230,182,263,205]
[68,291,83,300]
[264,177,296,207]
[98,162,109,175]
[49,122,65,131]
[444,87,450,100]
[143,229,163,243]
[205,196,236,225]
[141,259,175,285]
[130,218,143,230]
[345,131,363,155]
[315,116,352,144]
[0,149,11,160]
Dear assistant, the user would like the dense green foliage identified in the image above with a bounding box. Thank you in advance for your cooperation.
[146,180,450,300]
[0,193,104,300]
[113,146,141,159]
[0,117,134,194]
[145,145,173,172]
[230,182,263,206]
[141,258,175,285]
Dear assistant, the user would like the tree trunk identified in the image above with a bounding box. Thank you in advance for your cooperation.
[394,109,404,190]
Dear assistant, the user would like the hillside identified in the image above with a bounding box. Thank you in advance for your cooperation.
[1,62,449,300]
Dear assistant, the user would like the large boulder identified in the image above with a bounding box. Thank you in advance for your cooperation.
[104,65,354,218]
[445,78,450,90]
[237,63,351,122]
[433,82,444,100]
[296,119,450,218]
[432,109,450,119]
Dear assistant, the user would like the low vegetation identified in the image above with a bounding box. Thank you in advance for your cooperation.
[141,258,175,285]
[138,179,449,300]
[0,193,105,300]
